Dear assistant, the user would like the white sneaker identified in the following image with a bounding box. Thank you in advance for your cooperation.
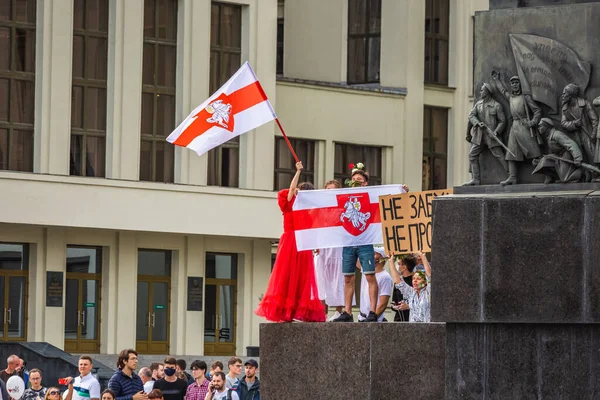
[327,311,341,322]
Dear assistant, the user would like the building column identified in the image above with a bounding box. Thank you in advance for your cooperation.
[174,0,211,186]
[179,235,206,355]
[239,0,277,190]
[107,231,137,352]
[42,227,67,349]
[247,239,271,351]
[106,0,144,180]
[34,0,73,175]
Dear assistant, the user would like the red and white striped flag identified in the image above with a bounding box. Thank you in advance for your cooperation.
[292,185,406,250]
[167,62,276,156]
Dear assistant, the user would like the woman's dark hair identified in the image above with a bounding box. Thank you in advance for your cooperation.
[148,389,163,400]
[298,182,314,190]
[101,390,116,400]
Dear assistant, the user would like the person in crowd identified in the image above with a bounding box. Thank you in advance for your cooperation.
[17,358,29,387]
[390,254,417,322]
[357,247,393,322]
[225,358,242,389]
[147,390,163,400]
[138,368,153,394]
[255,161,325,322]
[152,358,188,400]
[101,390,116,400]
[185,361,209,400]
[1,355,19,382]
[333,164,379,322]
[388,250,432,322]
[314,180,349,321]
[204,372,238,400]
[23,369,46,400]
[206,362,223,382]
[235,360,259,400]
[149,364,163,382]
[73,356,101,400]
[175,360,193,385]
[44,377,73,400]
[108,349,145,400]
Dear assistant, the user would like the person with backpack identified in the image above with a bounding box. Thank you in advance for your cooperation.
[204,372,238,400]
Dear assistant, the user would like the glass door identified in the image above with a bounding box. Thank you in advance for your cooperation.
[64,247,102,353]
[204,253,237,356]
[0,244,29,341]
[136,250,171,354]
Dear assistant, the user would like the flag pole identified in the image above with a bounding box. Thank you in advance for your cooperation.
[275,118,299,163]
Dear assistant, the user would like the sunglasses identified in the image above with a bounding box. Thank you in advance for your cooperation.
[49,391,60,396]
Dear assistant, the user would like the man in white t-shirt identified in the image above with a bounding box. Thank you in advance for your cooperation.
[72,356,101,400]
[358,247,393,322]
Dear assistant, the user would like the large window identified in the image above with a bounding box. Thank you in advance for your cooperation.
[274,137,315,190]
[70,0,108,177]
[0,0,36,172]
[276,17,284,76]
[208,2,242,187]
[424,0,449,85]
[140,0,177,183]
[334,143,382,186]
[347,0,381,84]
[422,106,448,190]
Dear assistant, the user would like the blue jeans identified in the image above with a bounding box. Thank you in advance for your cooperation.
[342,245,375,276]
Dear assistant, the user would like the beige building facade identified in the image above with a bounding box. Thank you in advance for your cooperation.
[0,0,487,356]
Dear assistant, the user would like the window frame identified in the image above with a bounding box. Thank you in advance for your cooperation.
[333,142,383,186]
[422,106,448,190]
[70,0,109,177]
[140,0,178,183]
[273,137,316,191]
[346,0,382,85]
[0,0,36,172]
[207,2,243,187]
[424,0,450,85]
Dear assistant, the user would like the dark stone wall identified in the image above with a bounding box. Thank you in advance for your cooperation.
[445,323,600,399]
[260,323,446,400]
[431,190,600,323]
[490,0,600,9]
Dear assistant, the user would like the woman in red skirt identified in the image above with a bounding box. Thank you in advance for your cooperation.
[255,161,326,322]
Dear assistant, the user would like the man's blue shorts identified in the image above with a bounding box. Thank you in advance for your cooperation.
[342,245,375,276]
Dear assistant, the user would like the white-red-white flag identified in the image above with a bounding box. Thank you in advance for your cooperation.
[292,185,406,251]
[167,62,276,156]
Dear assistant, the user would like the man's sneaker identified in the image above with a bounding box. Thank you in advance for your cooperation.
[331,311,354,322]
[327,311,341,322]
[365,311,378,322]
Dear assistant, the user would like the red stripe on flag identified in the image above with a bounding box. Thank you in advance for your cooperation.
[173,81,267,147]
[293,203,381,231]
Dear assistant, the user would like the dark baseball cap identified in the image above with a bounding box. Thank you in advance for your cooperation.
[244,359,258,368]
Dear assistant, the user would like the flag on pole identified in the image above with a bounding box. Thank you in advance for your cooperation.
[292,185,407,251]
[167,61,276,156]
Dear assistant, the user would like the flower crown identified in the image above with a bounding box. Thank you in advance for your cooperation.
[345,162,366,187]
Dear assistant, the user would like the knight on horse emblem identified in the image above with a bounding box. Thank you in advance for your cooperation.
[340,196,371,232]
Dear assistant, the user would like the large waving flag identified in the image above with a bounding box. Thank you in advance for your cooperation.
[292,185,406,251]
[167,62,276,156]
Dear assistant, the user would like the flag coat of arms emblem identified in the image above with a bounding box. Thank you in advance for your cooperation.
[292,185,406,251]
[167,61,276,156]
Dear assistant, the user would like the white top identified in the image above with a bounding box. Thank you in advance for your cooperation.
[143,380,154,394]
[211,389,239,400]
[360,270,393,322]
[73,374,101,400]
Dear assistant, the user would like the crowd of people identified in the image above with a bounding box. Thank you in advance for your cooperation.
[255,161,432,323]
[0,352,259,400]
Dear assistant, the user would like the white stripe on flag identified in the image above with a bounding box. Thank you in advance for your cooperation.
[293,185,406,210]
[295,224,383,251]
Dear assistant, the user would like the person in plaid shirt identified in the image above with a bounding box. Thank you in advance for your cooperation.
[185,361,209,400]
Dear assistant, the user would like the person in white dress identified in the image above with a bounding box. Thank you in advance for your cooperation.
[314,180,354,321]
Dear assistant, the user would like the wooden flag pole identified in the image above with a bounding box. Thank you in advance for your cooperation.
[275,118,299,163]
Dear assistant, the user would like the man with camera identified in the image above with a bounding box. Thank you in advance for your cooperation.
[204,372,238,400]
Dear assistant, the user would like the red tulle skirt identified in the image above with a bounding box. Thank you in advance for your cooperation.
[255,231,326,322]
